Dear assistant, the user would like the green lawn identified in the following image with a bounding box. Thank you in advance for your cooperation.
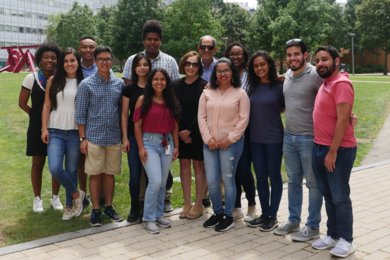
[0,72,389,246]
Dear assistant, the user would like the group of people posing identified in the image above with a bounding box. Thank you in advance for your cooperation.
[19,19,358,258]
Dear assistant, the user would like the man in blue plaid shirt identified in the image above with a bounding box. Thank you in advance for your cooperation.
[76,46,125,227]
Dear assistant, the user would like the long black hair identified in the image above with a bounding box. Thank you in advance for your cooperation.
[141,68,181,119]
[224,42,249,70]
[247,50,278,95]
[209,58,241,89]
[131,52,152,84]
[49,48,84,109]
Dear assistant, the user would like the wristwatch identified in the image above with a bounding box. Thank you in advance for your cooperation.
[80,137,87,142]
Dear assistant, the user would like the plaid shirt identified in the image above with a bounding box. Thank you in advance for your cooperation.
[76,71,125,146]
[122,50,180,82]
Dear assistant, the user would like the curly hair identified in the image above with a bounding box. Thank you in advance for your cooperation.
[209,58,241,89]
[131,52,152,84]
[34,43,61,67]
[142,20,163,41]
[247,50,278,95]
[141,68,181,119]
[224,42,249,69]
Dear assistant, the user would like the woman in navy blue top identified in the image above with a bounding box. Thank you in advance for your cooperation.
[246,51,285,232]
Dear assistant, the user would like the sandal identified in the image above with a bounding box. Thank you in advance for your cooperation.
[187,205,204,219]
[179,204,193,218]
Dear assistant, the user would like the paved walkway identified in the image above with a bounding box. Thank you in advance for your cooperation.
[1,161,390,260]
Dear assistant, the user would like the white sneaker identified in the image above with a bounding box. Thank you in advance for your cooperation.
[232,208,244,220]
[312,235,338,250]
[33,196,44,212]
[330,238,355,258]
[50,195,64,210]
[244,205,256,222]
[62,209,74,220]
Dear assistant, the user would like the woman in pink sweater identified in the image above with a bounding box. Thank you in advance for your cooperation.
[198,58,250,232]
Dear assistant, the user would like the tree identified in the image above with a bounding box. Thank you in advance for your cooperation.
[343,0,364,64]
[56,2,98,50]
[356,0,390,75]
[162,0,224,58]
[96,5,116,46]
[111,0,162,67]
[45,13,62,43]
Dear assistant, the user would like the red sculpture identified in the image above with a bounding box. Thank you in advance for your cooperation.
[0,45,40,73]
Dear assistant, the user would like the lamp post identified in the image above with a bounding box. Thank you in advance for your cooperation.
[223,37,228,50]
[350,33,355,75]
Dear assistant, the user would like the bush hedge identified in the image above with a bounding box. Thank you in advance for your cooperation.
[347,64,385,73]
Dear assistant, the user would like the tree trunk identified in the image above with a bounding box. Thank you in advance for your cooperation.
[384,48,388,76]
[280,52,283,75]
[120,58,123,70]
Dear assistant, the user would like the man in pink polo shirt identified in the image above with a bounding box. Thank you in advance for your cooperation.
[311,46,357,258]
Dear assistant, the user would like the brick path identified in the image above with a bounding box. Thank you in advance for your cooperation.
[1,163,390,260]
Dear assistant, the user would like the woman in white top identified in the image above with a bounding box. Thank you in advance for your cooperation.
[41,48,86,220]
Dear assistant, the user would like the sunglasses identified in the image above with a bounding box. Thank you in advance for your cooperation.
[199,45,215,51]
[286,39,302,44]
[184,61,200,68]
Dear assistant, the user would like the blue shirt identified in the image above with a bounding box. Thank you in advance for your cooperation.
[201,57,217,82]
[122,50,180,82]
[81,60,98,79]
[76,71,125,146]
[249,82,285,144]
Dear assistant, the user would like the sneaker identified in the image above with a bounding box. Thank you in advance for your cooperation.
[291,225,320,241]
[215,215,235,232]
[312,236,338,250]
[244,205,256,222]
[33,196,44,212]
[202,196,211,207]
[156,217,171,228]
[73,190,85,217]
[83,194,91,208]
[259,216,278,232]
[248,214,266,228]
[330,238,355,258]
[50,195,63,210]
[90,209,102,227]
[99,195,106,208]
[144,221,159,234]
[203,212,223,228]
[232,208,244,220]
[273,220,300,235]
[103,206,123,222]
[163,200,173,212]
[62,209,74,220]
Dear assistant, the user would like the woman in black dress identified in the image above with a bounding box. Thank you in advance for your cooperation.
[174,51,207,219]
[18,43,62,212]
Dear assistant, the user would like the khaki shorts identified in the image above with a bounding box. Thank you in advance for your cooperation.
[85,141,122,176]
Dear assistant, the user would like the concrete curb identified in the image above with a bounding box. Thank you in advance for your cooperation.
[1,159,390,256]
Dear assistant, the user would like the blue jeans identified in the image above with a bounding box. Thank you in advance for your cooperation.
[142,132,173,221]
[235,135,256,208]
[312,144,356,242]
[203,137,244,217]
[283,132,323,229]
[250,142,283,217]
[47,129,81,207]
[127,134,143,202]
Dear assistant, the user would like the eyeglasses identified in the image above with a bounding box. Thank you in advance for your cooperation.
[216,69,231,75]
[184,61,200,68]
[96,58,113,64]
[286,39,302,44]
[199,45,215,51]
[228,53,243,58]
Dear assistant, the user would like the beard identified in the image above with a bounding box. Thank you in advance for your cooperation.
[290,58,305,71]
[317,61,336,78]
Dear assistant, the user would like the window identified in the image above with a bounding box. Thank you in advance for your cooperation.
[37,0,43,4]
[49,0,54,6]
[11,9,18,16]
[4,9,11,15]
[0,42,4,47]
[19,11,25,17]
[0,8,3,15]
[12,26,18,33]
[5,42,12,47]
[55,1,60,7]
[38,13,43,19]
[61,2,66,8]
[44,15,48,20]
[19,27,25,33]
[32,28,37,34]
[0,25,3,31]
[4,25,11,32]
[32,13,38,19]
[26,27,31,33]
[44,0,49,5]
[25,12,32,18]
[13,42,19,47]
[39,29,43,34]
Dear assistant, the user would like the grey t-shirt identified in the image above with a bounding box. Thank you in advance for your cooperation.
[283,64,324,136]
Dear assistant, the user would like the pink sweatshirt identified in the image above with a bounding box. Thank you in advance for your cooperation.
[198,87,250,144]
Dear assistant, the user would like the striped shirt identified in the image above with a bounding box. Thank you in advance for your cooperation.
[240,70,249,94]
[122,50,180,82]
[75,71,125,146]
[81,60,98,79]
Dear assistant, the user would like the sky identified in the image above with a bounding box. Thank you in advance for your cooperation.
[225,0,347,9]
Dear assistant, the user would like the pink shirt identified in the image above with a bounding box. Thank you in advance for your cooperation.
[198,87,250,144]
[133,102,176,133]
[313,72,357,147]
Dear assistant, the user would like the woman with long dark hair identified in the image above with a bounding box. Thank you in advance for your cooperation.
[199,58,250,232]
[224,42,256,222]
[41,48,85,220]
[133,68,181,234]
[174,51,207,219]
[18,43,62,212]
[121,53,152,222]
[246,51,285,232]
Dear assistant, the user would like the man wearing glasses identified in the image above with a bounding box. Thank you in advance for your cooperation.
[76,46,125,226]
[198,35,218,82]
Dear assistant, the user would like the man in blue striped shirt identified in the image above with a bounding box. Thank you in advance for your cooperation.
[76,46,124,227]
[79,35,98,79]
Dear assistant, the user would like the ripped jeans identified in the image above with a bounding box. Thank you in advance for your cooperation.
[203,137,244,217]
